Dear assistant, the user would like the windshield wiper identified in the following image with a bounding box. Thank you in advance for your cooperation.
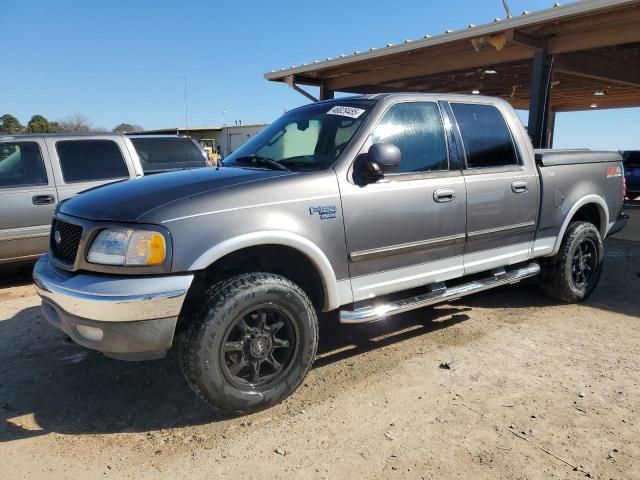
[233,155,290,171]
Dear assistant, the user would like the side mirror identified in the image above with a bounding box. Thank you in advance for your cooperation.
[365,143,400,181]
[369,143,400,170]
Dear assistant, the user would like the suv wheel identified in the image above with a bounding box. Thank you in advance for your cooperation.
[179,272,318,414]
[539,221,604,303]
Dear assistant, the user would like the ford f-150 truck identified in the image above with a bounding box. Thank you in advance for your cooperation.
[33,94,628,414]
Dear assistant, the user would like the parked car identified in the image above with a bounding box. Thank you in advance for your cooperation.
[33,94,627,414]
[621,150,640,199]
[128,135,210,173]
[0,133,208,264]
[0,133,143,264]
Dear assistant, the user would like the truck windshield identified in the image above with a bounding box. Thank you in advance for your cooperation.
[223,101,374,171]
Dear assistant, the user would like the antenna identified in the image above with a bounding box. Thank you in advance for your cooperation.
[184,76,189,135]
[502,0,513,18]
[184,76,190,168]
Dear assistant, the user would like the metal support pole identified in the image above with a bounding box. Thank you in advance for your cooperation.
[285,76,319,102]
[320,82,335,101]
[527,50,554,149]
[545,109,556,148]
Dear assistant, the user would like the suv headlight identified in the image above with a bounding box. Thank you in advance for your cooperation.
[87,228,166,266]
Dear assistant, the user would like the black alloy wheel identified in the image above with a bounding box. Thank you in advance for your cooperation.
[179,272,318,415]
[539,221,604,303]
[570,238,598,289]
[221,305,297,389]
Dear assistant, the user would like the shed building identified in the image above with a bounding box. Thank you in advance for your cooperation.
[130,124,266,157]
[265,0,640,148]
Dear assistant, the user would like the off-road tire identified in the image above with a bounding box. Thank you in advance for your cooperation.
[539,221,604,303]
[179,272,318,415]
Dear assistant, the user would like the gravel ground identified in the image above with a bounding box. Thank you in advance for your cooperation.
[1,217,638,479]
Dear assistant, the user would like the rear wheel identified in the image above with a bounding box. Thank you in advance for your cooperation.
[539,221,604,303]
[179,272,318,415]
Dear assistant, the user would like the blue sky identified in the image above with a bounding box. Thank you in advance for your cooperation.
[2,0,638,150]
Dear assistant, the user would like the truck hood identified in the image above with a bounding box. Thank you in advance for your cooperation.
[58,167,292,222]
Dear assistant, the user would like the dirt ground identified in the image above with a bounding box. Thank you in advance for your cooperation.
[1,211,639,480]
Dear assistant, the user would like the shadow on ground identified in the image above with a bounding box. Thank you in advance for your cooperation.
[0,237,637,441]
[0,303,472,442]
[0,261,36,289]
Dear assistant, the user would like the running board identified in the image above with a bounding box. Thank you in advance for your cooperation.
[339,262,540,324]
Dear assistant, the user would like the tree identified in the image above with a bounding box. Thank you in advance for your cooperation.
[0,114,25,134]
[113,123,143,134]
[27,114,59,133]
[57,113,92,133]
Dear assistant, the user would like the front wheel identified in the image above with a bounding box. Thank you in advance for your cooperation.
[539,221,604,303]
[179,272,318,415]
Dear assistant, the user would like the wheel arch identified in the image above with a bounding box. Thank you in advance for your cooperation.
[552,195,609,255]
[188,231,348,312]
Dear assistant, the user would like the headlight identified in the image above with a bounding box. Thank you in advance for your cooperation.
[87,228,166,266]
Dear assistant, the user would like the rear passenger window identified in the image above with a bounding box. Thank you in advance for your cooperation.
[56,140,128,183]
[0,142,47,187]
[130,137,208,173]
[450,103,518,168]
[371,102,448,174]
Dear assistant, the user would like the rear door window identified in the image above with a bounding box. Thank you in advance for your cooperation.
[56,140,129,183]
[450,103,519,169]
[130,137,208,173]
[0,142,48,187]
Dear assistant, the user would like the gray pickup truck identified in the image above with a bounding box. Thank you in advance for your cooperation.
[33,94,628,414]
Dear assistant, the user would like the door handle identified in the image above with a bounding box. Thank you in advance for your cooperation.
[32,194,55,205]
[511,181,528,194]
[433,188,455,203]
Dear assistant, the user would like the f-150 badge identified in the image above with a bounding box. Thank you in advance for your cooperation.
[309,205,337,220]
[607,166,622,178]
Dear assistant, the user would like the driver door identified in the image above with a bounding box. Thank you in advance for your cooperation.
[339,101,467,302]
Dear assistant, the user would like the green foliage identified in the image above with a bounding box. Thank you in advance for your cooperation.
[113,123,143,133]
[0,114,25,134]
[27,114,59,133]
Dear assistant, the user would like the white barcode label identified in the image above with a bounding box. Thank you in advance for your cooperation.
[326,106,366,119]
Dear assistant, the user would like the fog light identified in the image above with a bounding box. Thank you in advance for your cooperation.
[76,325,104,342]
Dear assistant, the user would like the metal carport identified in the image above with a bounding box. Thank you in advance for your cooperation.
[265,0,640,148]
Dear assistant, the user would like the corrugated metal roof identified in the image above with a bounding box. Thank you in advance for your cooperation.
[265,0,639,81]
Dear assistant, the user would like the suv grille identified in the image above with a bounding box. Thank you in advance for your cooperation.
[51,219,83,264]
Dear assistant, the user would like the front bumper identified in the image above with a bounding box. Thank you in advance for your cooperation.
[33,254,194,360]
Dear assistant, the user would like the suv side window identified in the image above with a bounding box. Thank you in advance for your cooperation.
[0,142,48,188]
[450,103,518,168]
[371,102,448,174]
[130,137,208,173]
[56,140,129,183]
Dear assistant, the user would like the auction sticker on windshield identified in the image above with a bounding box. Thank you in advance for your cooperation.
[327,106,366,119]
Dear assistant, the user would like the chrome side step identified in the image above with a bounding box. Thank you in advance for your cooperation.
[339,262,540,324]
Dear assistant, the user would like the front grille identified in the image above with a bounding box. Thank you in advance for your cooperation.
[51,219,83,264]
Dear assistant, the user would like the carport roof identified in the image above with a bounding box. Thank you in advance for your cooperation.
[265,0,640,111]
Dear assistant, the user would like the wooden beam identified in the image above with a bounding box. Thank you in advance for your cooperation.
[548,19,640,54]
[555,51,640,87]
[327,45,534,91]
[552,99,640,111]
[505,29,545,50]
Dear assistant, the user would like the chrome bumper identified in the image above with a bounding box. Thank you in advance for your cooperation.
[33,255,194,360]
[33,254,193,322]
